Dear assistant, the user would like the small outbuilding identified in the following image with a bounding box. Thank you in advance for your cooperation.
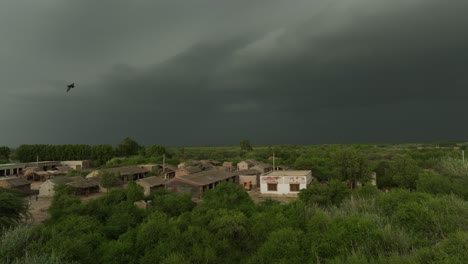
[165,169,238,199]
[0,177,32,194]
[39,176,84,197]
[136,176,165,196]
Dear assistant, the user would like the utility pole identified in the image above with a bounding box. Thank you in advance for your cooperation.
[36,155,39,168]
[163,154,166,179]
[273,152,275,171]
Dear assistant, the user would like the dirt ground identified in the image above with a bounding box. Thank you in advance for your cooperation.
[25,181,105,225]
[247,188,298,204]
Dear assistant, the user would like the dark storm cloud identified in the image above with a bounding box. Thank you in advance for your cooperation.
[1,0,468,146]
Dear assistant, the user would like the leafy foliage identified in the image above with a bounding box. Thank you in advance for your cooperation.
[98,171,120,189]
[116,137,141,157]
[0,189,30,229]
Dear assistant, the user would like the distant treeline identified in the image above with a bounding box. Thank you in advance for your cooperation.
[15,144,114,164]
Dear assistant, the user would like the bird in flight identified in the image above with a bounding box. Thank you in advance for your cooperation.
[66,83,75,92]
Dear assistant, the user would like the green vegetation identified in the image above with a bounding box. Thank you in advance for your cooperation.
[0,146,10,163]
[98,171,120,189]
[3,142,468,263]
[2,180,468,264]
[0,189,30,229]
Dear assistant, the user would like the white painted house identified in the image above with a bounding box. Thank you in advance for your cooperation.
[260,170,312,196]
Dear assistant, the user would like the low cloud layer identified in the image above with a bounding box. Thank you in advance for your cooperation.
[1,0,467,146]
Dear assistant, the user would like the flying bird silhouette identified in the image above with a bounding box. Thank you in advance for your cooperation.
[66,83,75,92]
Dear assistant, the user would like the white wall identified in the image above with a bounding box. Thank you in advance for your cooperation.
[260,172,312,195]
[39,181,55,197]
[237,161,250,171]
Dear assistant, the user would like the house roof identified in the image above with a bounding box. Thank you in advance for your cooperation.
[0,177,31,187]
[49,176,84,185]
[140,164,177,173]
[200,160,222,166]
[237,169,261,175]
[137,176,165,187]
[252,163,273,170]
[54,166,72,172]
[67,178,99,189]
[262,170,312,177]
[97,166,150,176]
[239,159,259,166]
[183,166,203,174]
[170,169,237,186]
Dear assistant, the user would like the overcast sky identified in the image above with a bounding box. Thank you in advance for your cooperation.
[1,0,467,147]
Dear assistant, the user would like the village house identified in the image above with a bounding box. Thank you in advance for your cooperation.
[39,176,85,197]
[237,159,259,170]
[67,178,100,196]
[0,177,32,194]
[165,169,238,199]
[0,163,26,177]
[260,170,312,196]
[136,176,165,196]
[237,169,262,190]
[86,166,150,182]
[138,164,177,179]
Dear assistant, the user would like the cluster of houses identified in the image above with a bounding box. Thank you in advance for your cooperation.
[0,161,91,195]
[0,158,313,200]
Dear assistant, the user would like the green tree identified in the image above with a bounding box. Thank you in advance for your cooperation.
[98,171,120,189]
[0,146,10,161]
[388,156,420,190]
[299,180,350,207]
[0,189,30,229]
[116,137,141,157]
[48,184,82,221]
[144,145,167,158]
[152,190,195,217]
[333,149,370,189]
[240,139,253,152]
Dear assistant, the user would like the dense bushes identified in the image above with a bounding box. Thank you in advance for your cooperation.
[2,180,468,263]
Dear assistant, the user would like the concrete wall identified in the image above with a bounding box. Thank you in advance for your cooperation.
[237,161,252,171]
[239,175,258,188]
[61,161,91,170]
[39,181,55,197]
[0,164,25,177]
[165,180,201,198]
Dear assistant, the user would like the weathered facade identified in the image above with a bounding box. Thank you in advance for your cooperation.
[0,163,26,177]
[260,170,312,196]
[136,176,165,196]
[237,169,262,189]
